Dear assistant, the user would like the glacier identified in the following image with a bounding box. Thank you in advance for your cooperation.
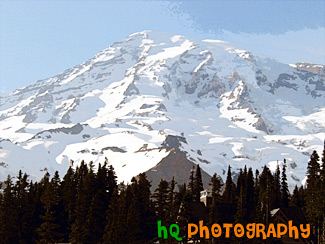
[0,31,324,189]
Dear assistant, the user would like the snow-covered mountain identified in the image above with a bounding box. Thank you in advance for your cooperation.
[0,31,324,189]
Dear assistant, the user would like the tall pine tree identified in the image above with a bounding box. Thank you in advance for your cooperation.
[290,185,302,208]
[209,173,222,225]
[61,165,77,242]
[0,176,19,244]
[281,159,289,207]
[193,164,204,203]
[164,177,178,227]
[126,174,156,244]
[223,165,236,205]
[305,150,322,240]
[256,166,274,224]
[274,162,281,208]
[152,179,169,221]
[320,142,325,244]
[37,171,64,244]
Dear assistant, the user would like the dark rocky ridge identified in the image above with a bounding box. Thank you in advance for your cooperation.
[145,148,212,191]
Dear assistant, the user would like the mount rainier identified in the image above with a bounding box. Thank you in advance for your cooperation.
[0,31,324,189]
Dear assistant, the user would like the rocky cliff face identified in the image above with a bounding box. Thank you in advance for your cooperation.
[0,31,324,188]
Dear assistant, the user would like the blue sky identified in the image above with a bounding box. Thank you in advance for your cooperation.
[1,0,324,92]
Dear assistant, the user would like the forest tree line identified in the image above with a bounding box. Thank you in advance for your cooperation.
[0,144,324,244]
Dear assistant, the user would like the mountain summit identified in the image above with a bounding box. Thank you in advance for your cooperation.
[0,31,324,188]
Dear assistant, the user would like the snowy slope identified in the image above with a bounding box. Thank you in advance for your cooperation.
[0,31,324,188]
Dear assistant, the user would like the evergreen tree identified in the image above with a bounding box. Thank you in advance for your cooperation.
[209,173,222,224]
[37,171,64,244]
[235,167,255,225]
[305,150,322,240]
[253,169,260,219]
[15,171,42,244]
[96,159,117,202]
[125,174,156,244]
[177,190,193,243]
[245,167,255,222]
[235,169,246,223]
[103,188,121,244]
[178,183,187,197]
[320,142,325,244]
[152,179,169,220]
[84,189,108,244]
[106,164,118,201]
[222,165,236,205]
[84,162,117,244]
[210,173,222,205]
[164,177,178,226]
[255,169,260,189]
[298,185,306,212]
[305,151,321,213]
[70,161,96,243]
[208,173,223,244]
[281,159,289,207]
[104,184,132,244]
[290,185,302,208]
[188,166,195,198]
[26,181,44,244]
[61,165,77,242]
[273,162,281,208]
[256,166,274,224]
[306,151,321,186]
[0,176,19,244]
[15,170,30,243]
[193,164,204,202]
[3,150,325,243]
[235,167,245,197]
[321,141,325,185]
[138,173,156,243]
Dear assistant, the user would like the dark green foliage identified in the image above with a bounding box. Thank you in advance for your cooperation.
[235,166,255,225]
[188,166,195,198]
[126,174,156,244]
[193,164,204,202]
[0,176,19,244]
[0,150,323,243]
[245,168,255,221]
[305,150,322,241]
[60,165,76,242]
[15,171,33,243]
[223,165,236,205]
[27,181,44,243]
[320,141,325,244]
[83,162,117,244]
[281,159,289,207]
[37,171,64,244]
[235,169,245,223]
[209,173,222,225]
[255,166,274,224]
[273,162,281,208]
[177,190,193,242]
[210,173,222,204]
[152,179,169,220]
[307,151,321,183]
[164,177,178,226]
[290,185,302,208]
[70,161,100,243]
[298,185,306,212]
[104,185,131,244]
[84,189,108,244]
[305,151,321,216]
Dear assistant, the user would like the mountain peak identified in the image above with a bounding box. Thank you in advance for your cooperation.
[0,31,324,189]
